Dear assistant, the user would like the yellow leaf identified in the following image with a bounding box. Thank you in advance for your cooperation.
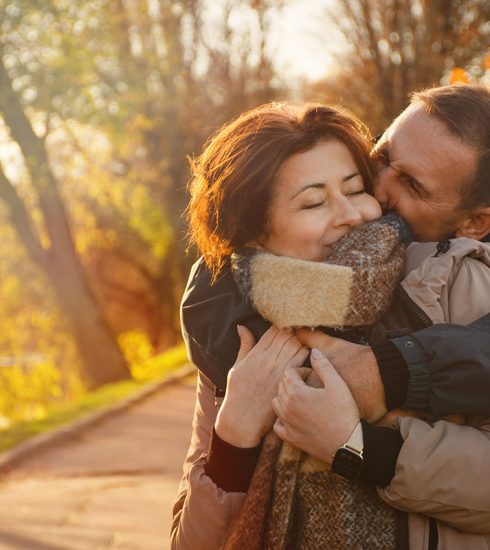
[449,68,471,84]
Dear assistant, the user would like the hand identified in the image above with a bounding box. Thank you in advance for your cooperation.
[272,348,359,464]
[215,325,309,448]
[296,329,387,422]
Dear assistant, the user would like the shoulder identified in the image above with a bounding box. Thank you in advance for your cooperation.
[405,238,490,276]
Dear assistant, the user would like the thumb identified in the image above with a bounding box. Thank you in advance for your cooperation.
[309,347,338,387]
[236,325,256,361]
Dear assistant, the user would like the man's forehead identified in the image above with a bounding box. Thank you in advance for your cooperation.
[380,104,478,194]
[382,104,442,143]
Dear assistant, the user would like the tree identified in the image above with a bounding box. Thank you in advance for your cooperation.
[0,44,131,388]
[0,0,287,375]
[313,0,490,131]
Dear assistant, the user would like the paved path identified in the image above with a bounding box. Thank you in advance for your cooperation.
[0,377,197,550]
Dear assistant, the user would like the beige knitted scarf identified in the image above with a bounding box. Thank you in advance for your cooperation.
[224,214,411,550]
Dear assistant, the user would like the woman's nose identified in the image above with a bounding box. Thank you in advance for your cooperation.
[334,197,363,227]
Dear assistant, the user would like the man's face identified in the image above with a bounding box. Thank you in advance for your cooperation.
[372,104,478,241]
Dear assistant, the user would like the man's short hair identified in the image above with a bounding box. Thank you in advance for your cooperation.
[410,85,490,209]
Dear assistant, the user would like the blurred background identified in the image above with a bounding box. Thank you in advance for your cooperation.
[0,0,488,440]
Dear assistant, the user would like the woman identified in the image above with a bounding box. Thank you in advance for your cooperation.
[172,103,410,549]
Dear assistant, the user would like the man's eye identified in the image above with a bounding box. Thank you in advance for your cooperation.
[404,177,420,195]
[373,148,390,166]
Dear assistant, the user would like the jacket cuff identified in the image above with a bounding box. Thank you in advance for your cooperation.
[391,334,431,412]
[372,340,409,409]
[359,421,403,487]
[204,428,262,492]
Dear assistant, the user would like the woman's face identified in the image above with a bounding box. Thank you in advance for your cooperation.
[262,140,382,261]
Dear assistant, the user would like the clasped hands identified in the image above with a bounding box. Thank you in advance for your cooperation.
[215,325,389,465]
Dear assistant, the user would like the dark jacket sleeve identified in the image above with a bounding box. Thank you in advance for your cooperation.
[387,313,490,416]
[180,258,270,394]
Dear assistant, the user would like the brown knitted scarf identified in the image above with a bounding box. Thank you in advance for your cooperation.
[232,213,411,329]
[224,214,411,550]
[224,433,401,550]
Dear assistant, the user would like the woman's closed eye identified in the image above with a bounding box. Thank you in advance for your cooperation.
[302,201,325,210]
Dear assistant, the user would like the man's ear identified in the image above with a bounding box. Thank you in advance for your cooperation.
[455,207,490,240]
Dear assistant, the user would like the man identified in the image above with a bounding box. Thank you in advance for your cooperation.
[273,85,490,546]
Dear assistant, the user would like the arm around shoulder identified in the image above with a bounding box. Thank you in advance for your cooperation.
[392,313,490,416]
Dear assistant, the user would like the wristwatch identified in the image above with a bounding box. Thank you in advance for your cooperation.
[331,421,364,481]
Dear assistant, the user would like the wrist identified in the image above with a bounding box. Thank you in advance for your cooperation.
[215,409,262,448]
[325,415,360,466]
[331,420,364,480]
[372,340,409,410]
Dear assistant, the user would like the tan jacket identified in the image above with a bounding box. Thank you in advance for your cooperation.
[378,238,490,549]
[171,238,490,549]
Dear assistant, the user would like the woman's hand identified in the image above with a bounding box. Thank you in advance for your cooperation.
[273,348,360,464]
[215,325,309,448]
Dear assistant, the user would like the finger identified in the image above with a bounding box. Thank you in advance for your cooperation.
[281,365,309,397]
[257,327,295,364]
[289,366,312,381]
[309,348,339,387]
[295,329,335,353]
[273,417,287,441]
[235,325,256,361]
[288,346,310,369]
[306,369,323,389]
[277,334,304,364]
[272,396,283,418]
[255,325,280,350]
[283,364,308,385]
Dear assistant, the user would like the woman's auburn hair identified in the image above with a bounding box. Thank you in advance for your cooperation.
[187,102,376,277]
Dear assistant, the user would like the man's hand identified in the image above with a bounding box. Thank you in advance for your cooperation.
[296,329,388,422]
[272,348,359,464]
[215,325,309,448]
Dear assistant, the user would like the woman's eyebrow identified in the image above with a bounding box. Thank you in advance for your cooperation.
[342,172,360,183]
[290,182,325,199]
[291,172,361,199]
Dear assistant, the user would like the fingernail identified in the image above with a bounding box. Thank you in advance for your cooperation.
[311,348,324,360]
[236,325,243,337]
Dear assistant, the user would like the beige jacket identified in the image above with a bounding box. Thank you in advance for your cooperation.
[171,238,490,549]
[378,238,490,549]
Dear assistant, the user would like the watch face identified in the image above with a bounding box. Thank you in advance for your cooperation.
[332,448,363,481]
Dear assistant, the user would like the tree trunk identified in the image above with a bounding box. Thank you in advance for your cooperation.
[0,45,130,388]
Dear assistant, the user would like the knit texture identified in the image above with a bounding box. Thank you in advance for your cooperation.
[224,433,399,550]
[232,214,411,329]
[225,214,412,549]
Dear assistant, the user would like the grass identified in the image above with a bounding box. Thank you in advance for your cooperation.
[0,342,190,453]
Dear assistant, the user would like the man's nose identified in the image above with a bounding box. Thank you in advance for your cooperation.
[374,168,390,210]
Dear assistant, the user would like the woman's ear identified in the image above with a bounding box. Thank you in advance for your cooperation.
[455,207,490,240]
